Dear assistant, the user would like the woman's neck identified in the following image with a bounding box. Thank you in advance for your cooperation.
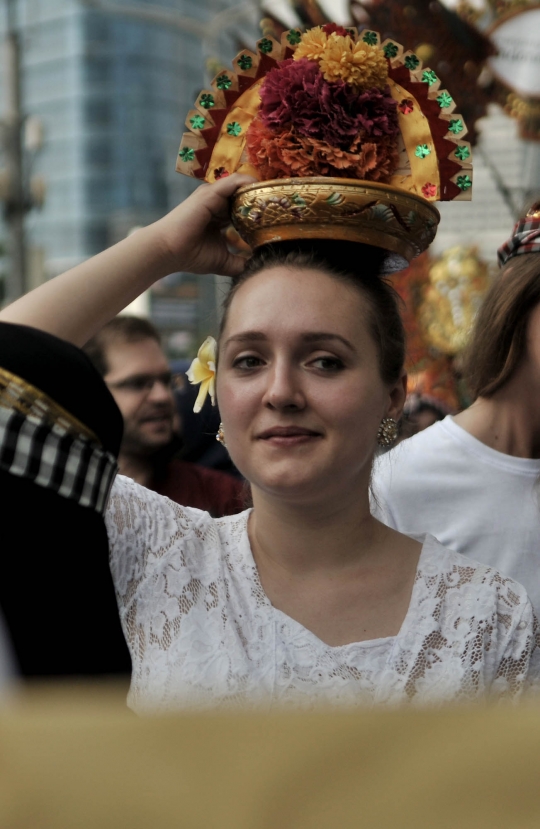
[454,369,540,459]
[248,482,385,577]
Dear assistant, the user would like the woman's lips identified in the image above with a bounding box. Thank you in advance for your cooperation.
[257,427,322,446]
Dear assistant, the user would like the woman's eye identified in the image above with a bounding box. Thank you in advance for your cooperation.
[233,355,263,369]
[312,357,344,371]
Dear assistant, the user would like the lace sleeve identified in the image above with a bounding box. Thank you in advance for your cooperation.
[105,475,199,616]
[492,596,540,699]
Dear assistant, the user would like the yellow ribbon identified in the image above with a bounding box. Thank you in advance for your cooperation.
[206,80,265,183]
[387,79,440,200]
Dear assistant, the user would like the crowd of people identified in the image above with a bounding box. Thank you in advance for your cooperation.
[0,172,539,710]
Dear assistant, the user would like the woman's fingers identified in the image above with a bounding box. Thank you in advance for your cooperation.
[219,250,249,278]
[199,173,258,222]
[210,172,258,199]
[158,174,258,275]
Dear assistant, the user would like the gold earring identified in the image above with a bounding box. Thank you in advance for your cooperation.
[377,417,398,446]
[216,422,226,446]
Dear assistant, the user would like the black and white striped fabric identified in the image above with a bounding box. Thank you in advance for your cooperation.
[0,405,117,514]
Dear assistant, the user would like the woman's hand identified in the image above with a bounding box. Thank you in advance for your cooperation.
[157,173,257,278]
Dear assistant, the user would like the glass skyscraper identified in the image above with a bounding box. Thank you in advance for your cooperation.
[3,0,255,353]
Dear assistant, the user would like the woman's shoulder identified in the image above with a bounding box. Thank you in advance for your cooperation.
[107,475,251,560]
[397,536,539,701]
[108,473,212,529]
[106,474,252,601]
[418,534,532,611]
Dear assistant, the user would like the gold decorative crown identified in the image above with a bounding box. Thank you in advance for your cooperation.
[176,25,472,263]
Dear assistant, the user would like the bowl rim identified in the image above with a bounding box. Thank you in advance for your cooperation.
[233,177,441,221]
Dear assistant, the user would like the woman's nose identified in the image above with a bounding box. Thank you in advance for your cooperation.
[262,363,305,410]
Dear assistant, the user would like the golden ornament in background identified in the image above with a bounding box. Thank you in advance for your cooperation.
[417,245,493,355]
[526,200,540,220]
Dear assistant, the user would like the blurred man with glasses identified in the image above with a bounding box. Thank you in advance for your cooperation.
[84,316,243,516]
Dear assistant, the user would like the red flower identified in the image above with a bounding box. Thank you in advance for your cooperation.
[259,59,399,149]
[246,118,399,182]
[398,98,414,115]
[422,182,437,198]
[322,23,349,36]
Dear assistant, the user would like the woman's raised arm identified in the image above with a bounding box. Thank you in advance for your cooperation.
[0,174,254,346]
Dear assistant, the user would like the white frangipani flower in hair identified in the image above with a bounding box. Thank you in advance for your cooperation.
[186,336,217,413]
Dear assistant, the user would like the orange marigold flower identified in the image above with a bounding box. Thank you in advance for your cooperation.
[318,33,388,89]
[350,40,388,89]
[294,26,328,62]
[318,33,355,83]
[245,118,399,182]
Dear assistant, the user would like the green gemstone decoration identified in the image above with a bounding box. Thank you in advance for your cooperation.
[448,119,463,135]
[189,114,206,130]
[287,30,302,45]
[422,69,438,85]
[216,74,232,90]
[383,42,398,58]
[437,91,453,108]
[200,93,215,109]
[455,145,470,160]
[226,121,242,137]
[238,54,253,71]
[404,54,420,70]
[415,144,431,159]
[457,174,472,191]
[363,31,378,45]
[178,147,195,162]
[258,38,273,54]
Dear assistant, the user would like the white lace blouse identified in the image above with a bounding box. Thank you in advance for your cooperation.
[106,475,540,713]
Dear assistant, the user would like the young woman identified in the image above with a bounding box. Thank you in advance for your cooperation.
[372,207,540,617]
[1,176,538,711]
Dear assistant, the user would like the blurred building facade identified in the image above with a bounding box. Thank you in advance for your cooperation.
[0,0,256,355]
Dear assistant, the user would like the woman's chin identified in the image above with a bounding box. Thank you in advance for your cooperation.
[250,465,332,502]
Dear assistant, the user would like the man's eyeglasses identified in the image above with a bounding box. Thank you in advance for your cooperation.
[107,372,185,394]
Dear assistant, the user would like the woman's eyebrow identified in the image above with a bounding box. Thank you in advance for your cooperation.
[301,333,356,351]
[224,331,356,351]
[223,331,268,346]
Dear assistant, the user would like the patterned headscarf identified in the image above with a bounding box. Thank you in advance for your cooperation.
[497,203,540,267]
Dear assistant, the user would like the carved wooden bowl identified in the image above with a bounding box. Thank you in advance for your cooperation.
[232,178,440,264]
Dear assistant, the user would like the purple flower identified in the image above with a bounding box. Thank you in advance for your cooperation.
[353,86,400,138]
[258,58,399,150]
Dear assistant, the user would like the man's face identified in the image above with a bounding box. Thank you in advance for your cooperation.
[104,337,175,455]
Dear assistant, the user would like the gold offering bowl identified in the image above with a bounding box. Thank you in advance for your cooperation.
[232,178,440,262]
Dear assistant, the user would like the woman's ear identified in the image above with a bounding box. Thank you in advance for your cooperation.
[386,371,407,422]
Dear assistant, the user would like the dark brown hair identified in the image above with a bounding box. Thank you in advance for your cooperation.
[218,240,406,386]
[463,254,540,399]
[84,315,161,377]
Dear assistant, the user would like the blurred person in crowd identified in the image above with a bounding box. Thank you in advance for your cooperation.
[0,323,131,678]
[372,204,540,616]
[84,316,244,517]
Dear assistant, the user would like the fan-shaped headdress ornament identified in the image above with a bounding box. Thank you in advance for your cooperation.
[176,24,472,269]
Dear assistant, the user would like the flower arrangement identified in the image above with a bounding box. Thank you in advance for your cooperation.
[245,24,400,182]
